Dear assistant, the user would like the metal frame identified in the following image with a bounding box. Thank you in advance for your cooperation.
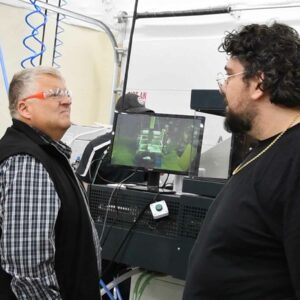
[15,0,121,65]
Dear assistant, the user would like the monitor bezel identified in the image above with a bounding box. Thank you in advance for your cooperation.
[108,112,205,176]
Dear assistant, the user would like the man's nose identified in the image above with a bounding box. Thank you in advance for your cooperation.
[60,96,72,105]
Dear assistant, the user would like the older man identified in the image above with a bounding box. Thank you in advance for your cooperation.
[0,67,101,299]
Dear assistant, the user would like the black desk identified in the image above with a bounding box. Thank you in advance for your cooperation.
[88,184,214,279]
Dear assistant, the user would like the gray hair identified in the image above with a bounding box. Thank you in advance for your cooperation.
[8,66,64,117]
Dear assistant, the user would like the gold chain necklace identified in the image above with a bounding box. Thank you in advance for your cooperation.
[232,112,300,175]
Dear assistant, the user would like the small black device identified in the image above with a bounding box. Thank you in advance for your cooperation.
[190,89,225,116]
[109,112,205,192]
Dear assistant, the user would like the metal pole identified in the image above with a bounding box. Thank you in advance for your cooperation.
[121,0,139,108]
[232,2,300,12]
[121,3,300,19]
[136,7,231,19]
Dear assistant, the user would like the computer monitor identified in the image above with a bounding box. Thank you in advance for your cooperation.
[109,112,205,192]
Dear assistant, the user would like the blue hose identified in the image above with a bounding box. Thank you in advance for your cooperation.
[99,279,115,300]
[0,46,8,94]
[115,286,123,300]
[21,0,47,68]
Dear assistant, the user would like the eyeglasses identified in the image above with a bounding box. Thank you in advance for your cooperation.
[21,88,72,102]
[216,71,245,89]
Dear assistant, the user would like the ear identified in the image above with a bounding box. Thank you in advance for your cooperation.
[16,100,32,120]
[251,72,265,101]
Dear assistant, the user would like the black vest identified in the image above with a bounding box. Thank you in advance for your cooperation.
[0,120,100,300]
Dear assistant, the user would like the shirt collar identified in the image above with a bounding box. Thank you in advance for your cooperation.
[11,119,72,159]
[34,128,72,159]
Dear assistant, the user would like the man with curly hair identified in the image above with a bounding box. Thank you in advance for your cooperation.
[183,23,300,300]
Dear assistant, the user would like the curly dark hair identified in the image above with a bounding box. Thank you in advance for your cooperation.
[219,22,300,107]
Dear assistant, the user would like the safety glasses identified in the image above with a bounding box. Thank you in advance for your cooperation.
[216,71,245,90]
[21,88,72,102]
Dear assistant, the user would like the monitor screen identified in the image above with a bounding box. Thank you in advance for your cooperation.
[109,112,205,177]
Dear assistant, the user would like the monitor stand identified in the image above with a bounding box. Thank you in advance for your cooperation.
[125,171,175,194]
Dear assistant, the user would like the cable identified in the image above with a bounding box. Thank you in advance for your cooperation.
[132,272,147,300]
[0,46,8,94]
[136,273,155,300]
[99,279,115,300]
[100,170,147,248]
[89,151,140,184]
[98,172,138,246]
[52,0,67,68]
[98,184,122,245]
[21,0,47,68]
[115,286,123,300]
[91,148,109,184]
[102,191,160,278]
[100,186,124,247]
[161,173,170,188]
[100,267,143,297]
[134,272,166,300]
[99,277,126,300]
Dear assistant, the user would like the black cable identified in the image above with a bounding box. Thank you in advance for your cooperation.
[98,183,124,245]
[96,170,144,185]
[161,173,170,188]
[100,171,140,247]
[98,172,139,245]
[89,152,143,185]
[91,148,109,184]
[89,155,140,184]
[101,213,118,248]
[121,0,139,107]
[88,156,115,184]
[102,191,160,278]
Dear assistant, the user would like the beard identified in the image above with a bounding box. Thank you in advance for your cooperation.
[224,108,253,134]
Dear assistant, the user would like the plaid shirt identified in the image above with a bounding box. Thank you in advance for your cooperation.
[0,132,101,299]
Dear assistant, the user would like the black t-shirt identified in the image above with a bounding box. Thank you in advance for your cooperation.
[183,123,300,300]
[76,132,146,184]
